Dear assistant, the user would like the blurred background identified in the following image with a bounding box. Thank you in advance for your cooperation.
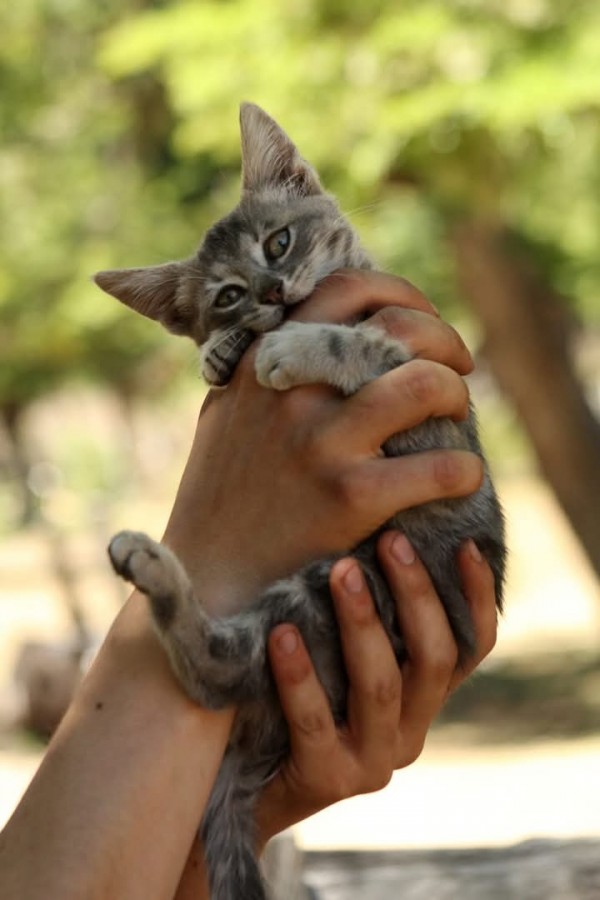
[1,0,600,894]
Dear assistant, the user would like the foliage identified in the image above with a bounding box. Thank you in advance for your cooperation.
[1,0,599,417]
[98,0,600,312]
[0,0,198,415]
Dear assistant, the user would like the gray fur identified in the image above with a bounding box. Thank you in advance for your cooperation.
[100,104,506,900]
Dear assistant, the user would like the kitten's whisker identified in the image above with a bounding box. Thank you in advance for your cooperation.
[340,201,383,220]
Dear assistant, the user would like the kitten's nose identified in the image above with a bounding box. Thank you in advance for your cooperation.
[260,278,284,305]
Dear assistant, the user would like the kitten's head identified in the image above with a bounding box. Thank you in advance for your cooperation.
[94,104,367,384]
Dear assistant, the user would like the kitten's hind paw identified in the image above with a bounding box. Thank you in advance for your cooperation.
[108,530,160,586]
[108,531,192,629]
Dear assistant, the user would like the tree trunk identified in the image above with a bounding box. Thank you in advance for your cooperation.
[1,402,39,527]
[451,220,600,580]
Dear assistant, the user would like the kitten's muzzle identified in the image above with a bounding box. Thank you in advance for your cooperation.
[258,277,284,305]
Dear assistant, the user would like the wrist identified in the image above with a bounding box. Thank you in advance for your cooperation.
[161,517,260,616]
[81,591,228,727]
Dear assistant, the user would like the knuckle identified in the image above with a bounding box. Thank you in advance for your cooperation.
[419,645,459,685]
[293,709,330,743]
[300,418,326,461]
[403,359,441,405]
[370,306,408,336]
[432,452,467,492]
[277,387,312,424]
[367,674,402,711]
[359,375,400,420]
[328,466,369,513]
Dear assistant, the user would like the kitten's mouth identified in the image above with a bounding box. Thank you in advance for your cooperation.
[282,295,303,308]
[251,305,286,333]
[284,276,322,307]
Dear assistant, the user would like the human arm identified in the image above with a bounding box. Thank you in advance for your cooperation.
[162,269,478,613]
[0,272,483,900]
[0,596,235,900]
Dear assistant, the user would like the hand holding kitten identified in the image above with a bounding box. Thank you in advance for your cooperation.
[162,271,483,616]
[257,531,497,843]
[175,530,498,897]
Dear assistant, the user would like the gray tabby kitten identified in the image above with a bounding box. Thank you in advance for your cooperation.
[95,104,506,900]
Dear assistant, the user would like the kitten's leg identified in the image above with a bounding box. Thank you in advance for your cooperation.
[109,531,266,707]
[108,531,192,630]
[108,531,327,710]
[201,327,254,387]
[255,321,410,395]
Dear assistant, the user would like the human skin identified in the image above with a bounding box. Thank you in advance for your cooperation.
[0,272,496,900]
[162,270,479,613]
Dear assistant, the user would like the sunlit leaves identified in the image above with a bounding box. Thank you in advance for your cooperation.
[2,0,599,421]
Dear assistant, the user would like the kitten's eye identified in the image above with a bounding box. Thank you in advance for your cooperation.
[215,285,246,309]
[264,227,291,262]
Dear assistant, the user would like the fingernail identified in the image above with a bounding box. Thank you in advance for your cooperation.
[276,627,299,656]
[343,563,364,594]
[390,533,416,565]
[467,539,483,563]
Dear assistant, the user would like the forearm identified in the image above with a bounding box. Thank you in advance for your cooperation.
[0,592,234,900]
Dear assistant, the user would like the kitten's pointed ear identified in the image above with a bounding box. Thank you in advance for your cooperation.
[239,103,323,197]
[94,262,193,335]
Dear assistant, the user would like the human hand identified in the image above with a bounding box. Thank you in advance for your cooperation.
[255,531,498,845]
[162,271,482,614]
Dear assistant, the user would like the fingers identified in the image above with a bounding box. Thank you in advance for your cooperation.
[447,540,498,691]
[330,559,402,786]
[364,306,473,376]
[376,532,499,766]
[260,536,499,843]
[267,625,338,770]
[292,270,439,323]
[263,561,407,831]
[377,532,459,766]
[260,624,345,838]
[321,452,484,540]
[327,359,470,451]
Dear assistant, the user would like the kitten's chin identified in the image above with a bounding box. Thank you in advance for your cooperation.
[282,292,306,307]
[251,307,286,332]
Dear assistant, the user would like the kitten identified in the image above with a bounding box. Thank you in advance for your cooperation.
[95,103,506,900]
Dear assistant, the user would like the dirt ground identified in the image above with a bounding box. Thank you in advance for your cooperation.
[1,473,599,850]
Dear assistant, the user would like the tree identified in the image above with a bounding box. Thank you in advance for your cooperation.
[0,0,205,522]
[2,0,599,577]
[97,0,600,576]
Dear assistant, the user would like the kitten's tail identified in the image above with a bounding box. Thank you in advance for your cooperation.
[202,759,269,900]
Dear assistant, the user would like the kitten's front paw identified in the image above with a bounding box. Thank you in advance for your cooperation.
[255,326,308,391]
[108,531,177,600]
